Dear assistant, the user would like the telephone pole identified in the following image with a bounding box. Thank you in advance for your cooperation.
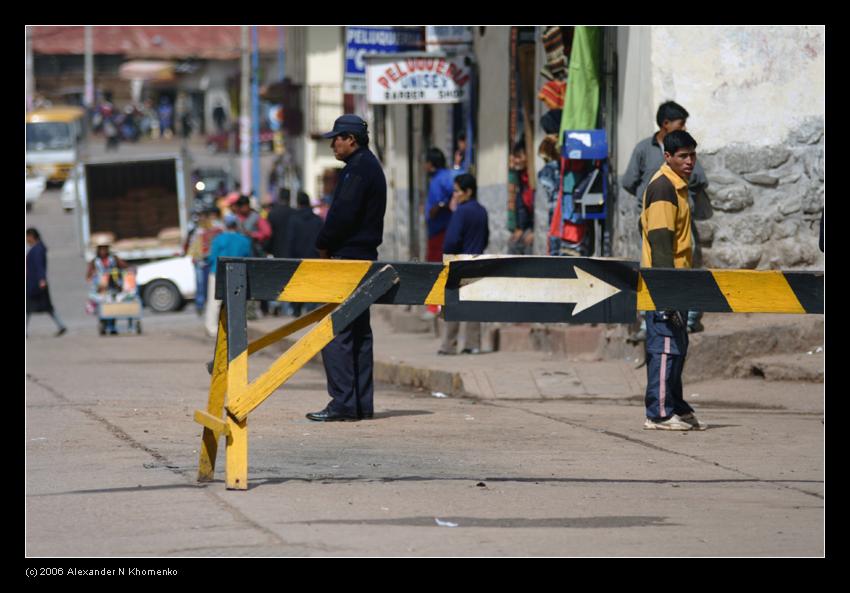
[251,26,261,200]
[240,25,251,195]
[26,26,34,112]
[84,26,94,109]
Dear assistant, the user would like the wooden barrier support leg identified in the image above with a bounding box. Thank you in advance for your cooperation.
[223,262,249,490]
[225,412,248,490]
[224,262,249,392]
[197,306,229,482]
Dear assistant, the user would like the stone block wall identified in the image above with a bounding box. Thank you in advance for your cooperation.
[613,117,824,270]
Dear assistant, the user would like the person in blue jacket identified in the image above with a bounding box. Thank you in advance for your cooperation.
[423,147,460,319]
[203,214,253,337]
[439,173,489,355]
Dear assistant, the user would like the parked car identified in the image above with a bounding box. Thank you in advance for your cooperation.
[26,169,47,212]
[135,255,196,313]
[206,125,274,154]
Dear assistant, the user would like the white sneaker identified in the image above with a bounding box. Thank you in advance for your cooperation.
[644,415,693,431]
[678,413,708,431]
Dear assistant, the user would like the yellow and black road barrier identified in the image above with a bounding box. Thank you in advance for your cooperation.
[194,256,823,489]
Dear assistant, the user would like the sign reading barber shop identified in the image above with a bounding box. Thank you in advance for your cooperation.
[365,54,471,104]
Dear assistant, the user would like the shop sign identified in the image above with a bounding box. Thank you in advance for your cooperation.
[344,27,425,94]
[425,26,473,53]
[366,55,471,104]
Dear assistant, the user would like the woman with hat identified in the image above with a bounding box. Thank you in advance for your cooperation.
[85,238,128,335]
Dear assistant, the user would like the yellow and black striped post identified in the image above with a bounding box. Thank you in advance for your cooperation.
[637,268,823,314]
[194,256,823,489]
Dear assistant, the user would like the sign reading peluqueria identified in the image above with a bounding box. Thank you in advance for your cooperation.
[365,54,471,104]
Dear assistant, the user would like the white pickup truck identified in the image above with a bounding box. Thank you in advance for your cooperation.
[69,154,189,262]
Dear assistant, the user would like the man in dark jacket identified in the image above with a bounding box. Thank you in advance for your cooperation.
[26,228,67,337]
[266,188,294,259]
[315,116,386,261]
[264,188,295,316]
[287,191,324,317]
[289,191,324,259]
[308,114,387,422]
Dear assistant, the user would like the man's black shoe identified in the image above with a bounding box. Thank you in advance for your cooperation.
[306,408,359,422]
[359,412,374,420]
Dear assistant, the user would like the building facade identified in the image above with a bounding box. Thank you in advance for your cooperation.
[31,26,825,270]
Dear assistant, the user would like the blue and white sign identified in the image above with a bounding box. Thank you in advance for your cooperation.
[345,27,425,94]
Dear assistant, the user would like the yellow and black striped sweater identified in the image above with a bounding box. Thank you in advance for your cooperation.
[640,164,693,269]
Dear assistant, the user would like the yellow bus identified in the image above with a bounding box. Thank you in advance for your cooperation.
[25,106,87,183]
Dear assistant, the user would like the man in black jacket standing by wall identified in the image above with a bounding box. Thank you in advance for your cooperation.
[308,114,387,422]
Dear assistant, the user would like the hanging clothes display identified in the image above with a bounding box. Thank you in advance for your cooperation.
[541,109,563,134]
[549,159,592,253]
[558,26,602,139]
[546,25,603,256]
[540,26,569,81]
[538,80,566,110]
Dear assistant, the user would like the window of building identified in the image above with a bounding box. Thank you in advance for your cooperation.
[307,84,343,139]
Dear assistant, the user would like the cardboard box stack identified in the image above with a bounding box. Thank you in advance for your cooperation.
[91,186,180,251]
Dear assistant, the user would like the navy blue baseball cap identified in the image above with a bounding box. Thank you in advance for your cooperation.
[321,114,368,139]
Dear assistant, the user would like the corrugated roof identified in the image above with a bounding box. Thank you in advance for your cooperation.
[30,26,286,60]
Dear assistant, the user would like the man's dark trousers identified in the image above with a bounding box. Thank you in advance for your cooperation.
[321,309,373,418]
[644,311,694,421]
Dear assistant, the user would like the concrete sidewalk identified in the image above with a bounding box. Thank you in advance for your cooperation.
[247,307,824,414]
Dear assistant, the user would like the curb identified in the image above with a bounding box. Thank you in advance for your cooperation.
[247,312,825,400]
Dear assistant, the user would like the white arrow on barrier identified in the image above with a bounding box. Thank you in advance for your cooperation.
[457,265,621,315]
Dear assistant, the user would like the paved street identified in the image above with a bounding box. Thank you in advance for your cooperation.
[25,161,825,557]
[25,326,825,557]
